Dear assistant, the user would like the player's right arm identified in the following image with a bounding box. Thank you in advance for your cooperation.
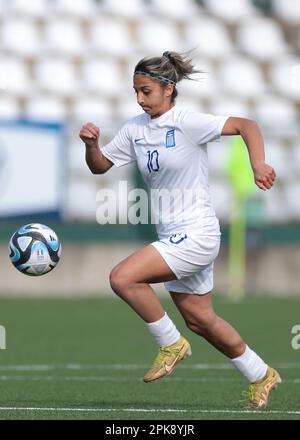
[79,123,114,174]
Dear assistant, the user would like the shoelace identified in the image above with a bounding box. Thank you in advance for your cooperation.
[151,346,178,368]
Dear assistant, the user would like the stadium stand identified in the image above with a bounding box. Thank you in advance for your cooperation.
[0,0,299,224]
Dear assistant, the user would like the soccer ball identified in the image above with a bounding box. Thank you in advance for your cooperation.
[9,223,61,276]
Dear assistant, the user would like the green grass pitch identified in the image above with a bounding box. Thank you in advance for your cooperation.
[0,295,299,420]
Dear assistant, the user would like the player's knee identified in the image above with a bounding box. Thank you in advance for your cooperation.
[110,267,126,296]
[186,313,217,336]
[109,267,133,297]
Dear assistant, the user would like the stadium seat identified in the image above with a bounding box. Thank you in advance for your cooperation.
[254,95,298,133]
[68,137,91,175]
[89,18,134,57]
[117,95,143,122]
[184,17,233,60]
[35,58,78,96]
[175,95,205,112]
[135,18,183,55]
[81,58,122,96]
[177,67,219,98]
[209,180,232,221]
[0,57,32,96]
[5,0,49,17]
[149,0,200,19]
[207,139,231,175]
[1,18,41,57]
[290,142,300,183]
[25,95,68,121]
[101,0,147,18]
[218,56,265,98]
[291,141,300,166]
[263,187,287,223]
[264,139,290,179]
[0,96,21,119]
[269,55,300,101]
[176,56,216,97]
[43,18,86,57]
[238,17,288,61]
[50,0,97,18]
[203,0,257,23]
[67,179,99,221]
[284,183,300,220]
[273,0,300,24]
[209,95,251,118]
[72,96,114,126]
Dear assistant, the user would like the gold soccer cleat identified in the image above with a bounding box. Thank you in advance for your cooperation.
[143,336,192,383]
[248,366,282,409]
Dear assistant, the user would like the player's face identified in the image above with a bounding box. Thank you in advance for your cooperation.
[133,75,174,118]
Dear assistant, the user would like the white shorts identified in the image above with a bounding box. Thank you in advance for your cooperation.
[151,232,220,295]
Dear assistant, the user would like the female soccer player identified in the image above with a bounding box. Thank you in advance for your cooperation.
[79,51,280,409]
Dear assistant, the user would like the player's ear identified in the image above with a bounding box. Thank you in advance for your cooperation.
[165,84,173,97]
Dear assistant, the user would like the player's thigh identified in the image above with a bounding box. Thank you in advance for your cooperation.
[111,244,177,284]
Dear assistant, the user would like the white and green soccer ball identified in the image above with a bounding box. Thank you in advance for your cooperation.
[9,223,61,276]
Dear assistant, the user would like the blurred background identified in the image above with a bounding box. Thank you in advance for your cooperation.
[0,0,300,297]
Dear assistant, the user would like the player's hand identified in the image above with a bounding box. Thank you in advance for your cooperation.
[253,162,276,191]
[79,123,100,148]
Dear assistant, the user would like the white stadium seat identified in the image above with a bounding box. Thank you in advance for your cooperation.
[273,0,300,24]
[238,17,288,61]
[72,96,114,126]
[263,187,287,223]
[89,18,134,57]
[25,95,68,121]
[0,57,31,96]
[50,0,96,18]
[209,180,232,221]
[43,18,86,57]
[5,0,49,17]
[178,68,219,98]
[254,95,298,132]
[67,179,99,221]
[1,18,41,57]
[117,95,143,121]
[175,95,205,113]
[284,183,300,220]
[207,140,230,175]
[136,18,183,55]
[35,58,78,96]
[264,140,290,179]
[81,59,122,96]
[218,56,265,98]
[209,95,251,118]
[269,55,300,101]
[291,141,300,168]
[184,18,233,60]
[203,0,257,23]
[149,0,199,19]
[68,138,89,175]
[101,0,147,18]
[0,97,21,119]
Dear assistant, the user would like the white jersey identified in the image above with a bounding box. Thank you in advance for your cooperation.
[101,106,229,239]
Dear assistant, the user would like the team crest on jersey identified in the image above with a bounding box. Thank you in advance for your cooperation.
[166,129,176,148]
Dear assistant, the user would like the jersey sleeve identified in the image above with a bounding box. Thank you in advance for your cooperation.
[101,122,136,167]
[181,112,229,145]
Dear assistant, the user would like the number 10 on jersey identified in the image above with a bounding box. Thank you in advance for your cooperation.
[147,150,160,173]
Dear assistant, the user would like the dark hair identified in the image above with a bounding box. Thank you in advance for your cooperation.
[134,50,200,102]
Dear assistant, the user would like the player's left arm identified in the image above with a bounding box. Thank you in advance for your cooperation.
[221,116,276,191]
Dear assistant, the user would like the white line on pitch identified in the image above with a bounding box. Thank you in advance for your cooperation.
[0,362,299,371]
[0,407,299,415]
[0,375,299,384]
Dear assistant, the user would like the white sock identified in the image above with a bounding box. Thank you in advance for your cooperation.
[146,312,180,348]
[231,345,268,383]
